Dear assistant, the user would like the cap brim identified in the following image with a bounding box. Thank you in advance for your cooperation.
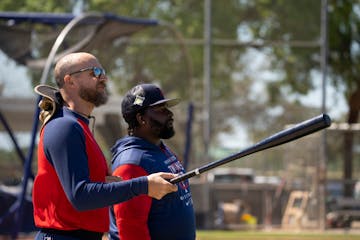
[34,84,62,105]
[149,98,180,108]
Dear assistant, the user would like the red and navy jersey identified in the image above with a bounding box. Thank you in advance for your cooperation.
[109,136,196,240]
[33,107,148,233]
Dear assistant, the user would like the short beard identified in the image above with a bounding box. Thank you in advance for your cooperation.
[149,118,175,139]
[79,85,108,107]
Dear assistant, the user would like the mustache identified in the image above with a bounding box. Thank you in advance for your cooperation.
[97,82,107,88]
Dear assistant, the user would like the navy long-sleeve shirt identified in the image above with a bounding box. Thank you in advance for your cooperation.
[109,136,196,240]
[33,107,148,232]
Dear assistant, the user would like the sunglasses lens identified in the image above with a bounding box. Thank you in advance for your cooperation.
[93,67,105,78]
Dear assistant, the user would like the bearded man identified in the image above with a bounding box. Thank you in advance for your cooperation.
[32,53,178,240]
[108,84,196,240]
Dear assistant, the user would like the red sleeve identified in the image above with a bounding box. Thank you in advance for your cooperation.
[113,164,152,240]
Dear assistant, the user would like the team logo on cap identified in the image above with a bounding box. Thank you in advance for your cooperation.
[133,95,145,106]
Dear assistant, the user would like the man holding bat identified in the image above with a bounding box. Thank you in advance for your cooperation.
[32,53,178,240]
[108,84,196,240]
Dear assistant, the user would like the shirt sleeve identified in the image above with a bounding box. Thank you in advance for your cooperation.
[113,164,152,240]
[43,119,148,211]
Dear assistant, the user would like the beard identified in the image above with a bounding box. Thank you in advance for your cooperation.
[79,84,108,107]
[149,117,175,139]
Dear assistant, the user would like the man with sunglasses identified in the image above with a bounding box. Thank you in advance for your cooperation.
[108,84,196,240]
[32,52,178,240]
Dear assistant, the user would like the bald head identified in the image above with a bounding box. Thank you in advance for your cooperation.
[54,52,99,88]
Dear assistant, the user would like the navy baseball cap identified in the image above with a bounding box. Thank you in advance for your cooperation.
[122,84,180,117]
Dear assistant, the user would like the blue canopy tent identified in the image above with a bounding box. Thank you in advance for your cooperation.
[0,11,158,239]
[0,12,158,68]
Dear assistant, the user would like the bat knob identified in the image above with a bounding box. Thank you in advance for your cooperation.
[322,114,331,127]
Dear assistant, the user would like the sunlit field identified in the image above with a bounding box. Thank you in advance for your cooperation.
[196,230,360,240]
[13,230,360,240]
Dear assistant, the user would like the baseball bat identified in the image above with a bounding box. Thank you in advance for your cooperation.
[170,113,331,184]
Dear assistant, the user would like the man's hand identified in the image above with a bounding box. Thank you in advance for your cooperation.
[147,172,178,200]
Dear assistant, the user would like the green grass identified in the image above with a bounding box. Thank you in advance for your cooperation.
[196,230,360,240]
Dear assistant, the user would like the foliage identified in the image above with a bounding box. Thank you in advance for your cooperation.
[0,0,358,174]
[0,0,72,12]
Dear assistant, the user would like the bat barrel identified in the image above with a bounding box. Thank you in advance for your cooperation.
[170,114,331,184]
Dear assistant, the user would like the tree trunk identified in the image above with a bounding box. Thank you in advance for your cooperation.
[343,88,360,197]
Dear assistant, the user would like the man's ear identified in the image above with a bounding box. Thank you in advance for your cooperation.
[63,74,74,86]
[136,113,146,125]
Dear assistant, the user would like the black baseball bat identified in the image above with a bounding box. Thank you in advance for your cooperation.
[170,113,331,184]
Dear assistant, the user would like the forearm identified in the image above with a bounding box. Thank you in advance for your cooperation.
[68,176,148,211]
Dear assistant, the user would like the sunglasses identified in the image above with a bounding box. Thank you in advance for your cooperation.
[69,67,106,78]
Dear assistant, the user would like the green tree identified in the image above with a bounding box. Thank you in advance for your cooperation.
[328,0,360,196]
[1,1,357,183]
[243,0,359,196]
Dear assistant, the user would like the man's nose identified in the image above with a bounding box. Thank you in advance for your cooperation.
[99,74,107,82]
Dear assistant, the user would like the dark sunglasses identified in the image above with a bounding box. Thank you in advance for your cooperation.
[69,67,106,78]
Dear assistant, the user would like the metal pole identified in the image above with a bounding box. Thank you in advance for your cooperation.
[203,0,212,163]
[319,0,328,230]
